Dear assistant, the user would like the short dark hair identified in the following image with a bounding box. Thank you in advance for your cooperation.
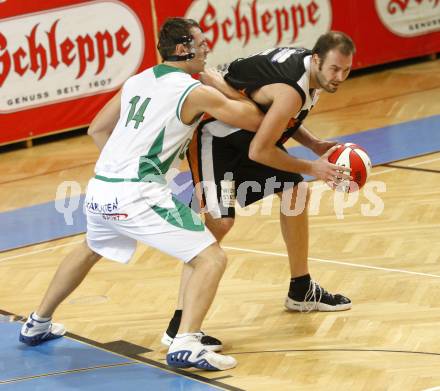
[312,31,356,62]
[157,18,201,60]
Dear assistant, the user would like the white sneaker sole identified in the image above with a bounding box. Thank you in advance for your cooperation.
[166,349,236,371]
[284,296,352,312]
[161,332,222,352]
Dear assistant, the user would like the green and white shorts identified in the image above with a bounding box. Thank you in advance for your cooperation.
[85,177,216,264]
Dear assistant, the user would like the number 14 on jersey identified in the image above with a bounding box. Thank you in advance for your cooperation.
[125,96,151,129]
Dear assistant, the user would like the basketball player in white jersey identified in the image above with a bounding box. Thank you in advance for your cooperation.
[19,18,266,371]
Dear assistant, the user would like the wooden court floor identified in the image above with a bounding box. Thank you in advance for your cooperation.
[1,57,440,390]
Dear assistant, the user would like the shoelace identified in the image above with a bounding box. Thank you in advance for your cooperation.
[302,280,324,312]
[24,319,52,336]
[195,333,204,342]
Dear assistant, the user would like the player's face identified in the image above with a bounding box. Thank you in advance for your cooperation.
[315,49,352,93]
[188,27,210,73]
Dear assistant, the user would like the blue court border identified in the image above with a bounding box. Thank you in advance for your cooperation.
[0,310,242,391]
[1,114,439,252]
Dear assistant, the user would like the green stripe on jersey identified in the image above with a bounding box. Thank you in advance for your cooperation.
[95,175,140,182]
[137,127,180,184]
[151,196,205,232]
[153,64,186,78]
[176,82,201,121]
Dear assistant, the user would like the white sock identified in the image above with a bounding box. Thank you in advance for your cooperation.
[172,333,202,347]
[32,312,51,322]
[174,332,198,339]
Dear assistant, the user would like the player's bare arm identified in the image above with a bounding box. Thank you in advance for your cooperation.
[181,84,263,131]
[293,124,337,156]
[200,68,250,103]
[202,70,337,157]
[248,83,312,172]
[248,84,351,183]
[87,90,121,151]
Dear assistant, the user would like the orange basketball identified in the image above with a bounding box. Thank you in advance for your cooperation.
[328,143,372,192]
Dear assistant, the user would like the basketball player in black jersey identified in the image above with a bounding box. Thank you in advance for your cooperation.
[162,31,355,349]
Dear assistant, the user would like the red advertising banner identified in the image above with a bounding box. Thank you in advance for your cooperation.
[1,0,439,145]
[351,0,440,68]
[0,0,157,145]
[154,0,440,69]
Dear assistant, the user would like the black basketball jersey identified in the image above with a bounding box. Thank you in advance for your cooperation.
[224,47,320,143]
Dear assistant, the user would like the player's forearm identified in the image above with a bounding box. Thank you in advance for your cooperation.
[233,101,263,132]
[87,115,115,150]
[201,70,237,98]
[249,142,313,175]
[216,79,245,101]
[88,127,112,151]
[292,125,322,149]
[195,84,263,132]
[87,91,120,150]
[201,69,251,103]
[211,98,263,132]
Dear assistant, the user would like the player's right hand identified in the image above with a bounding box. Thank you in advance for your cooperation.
[310,145,352,188]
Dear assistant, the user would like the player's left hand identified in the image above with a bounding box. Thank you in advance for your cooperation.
[311,140,338,157]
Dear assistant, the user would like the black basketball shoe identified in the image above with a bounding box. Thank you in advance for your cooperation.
[285,280,352,312]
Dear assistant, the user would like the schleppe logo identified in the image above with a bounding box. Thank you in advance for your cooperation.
[185,0,332,67]
[0,1,144,112]
[375,0,440,37]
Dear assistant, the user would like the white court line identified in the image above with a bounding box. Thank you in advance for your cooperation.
[222,245,440,279]
[1,156,439,265]
[1,240,439,279]
[408,156,440,167]
[0,239,83,263]
[371,156,440,177]
[370,168,396,177]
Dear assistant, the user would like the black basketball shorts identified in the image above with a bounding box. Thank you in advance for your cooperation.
[187,119,303,218]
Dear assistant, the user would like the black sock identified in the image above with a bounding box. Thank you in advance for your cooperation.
[165,310,182,338]
[289,274,311,300]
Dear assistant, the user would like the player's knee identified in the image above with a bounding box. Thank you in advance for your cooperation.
[207,245,227,273]
[195,244,227,274]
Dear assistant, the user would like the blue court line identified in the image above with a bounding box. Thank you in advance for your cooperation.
[1,114,439,252]
[0,196,87,252]
[0,322,130,382]
[286,114,440,165]
[0,364,221,391]
[0,322,222,390]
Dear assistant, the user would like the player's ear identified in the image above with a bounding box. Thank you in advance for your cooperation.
[175,43,187,56]
[312,53,321,67]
